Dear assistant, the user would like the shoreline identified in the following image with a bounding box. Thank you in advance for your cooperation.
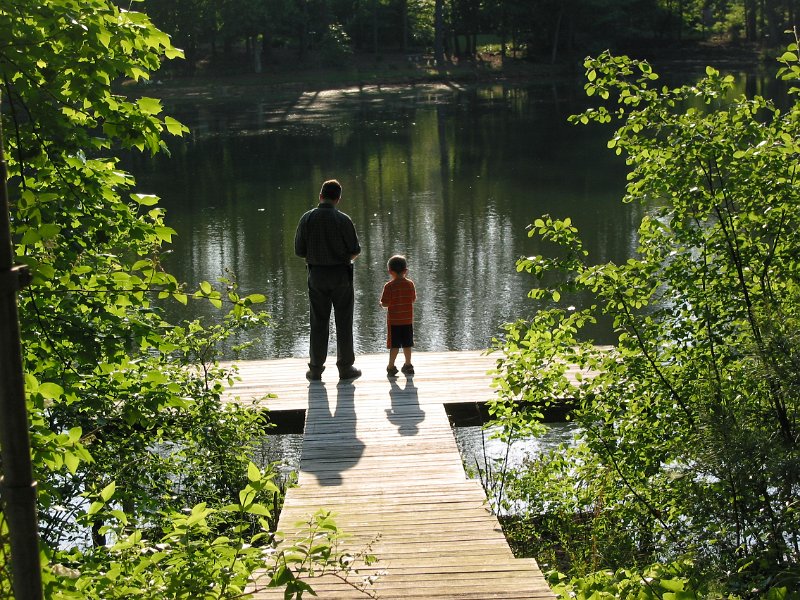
[124,41,765,103]
[123,52,573,103]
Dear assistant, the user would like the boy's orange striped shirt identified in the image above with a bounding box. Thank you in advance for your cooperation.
[380,277,416,325]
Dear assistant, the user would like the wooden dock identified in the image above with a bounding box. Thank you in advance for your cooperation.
[223,350,556,599]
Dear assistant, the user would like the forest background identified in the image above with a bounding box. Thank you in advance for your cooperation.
[134,0,799,78]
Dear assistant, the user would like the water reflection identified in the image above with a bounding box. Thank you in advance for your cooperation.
[454,422,581,478]
[130,81,638,359]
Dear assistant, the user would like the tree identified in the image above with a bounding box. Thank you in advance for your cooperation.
[0,1,370,597]
[138,0,217,69]
[434,0,445,64]
[489,35,800,597]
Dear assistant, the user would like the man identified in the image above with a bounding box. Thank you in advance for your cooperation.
[294,179,362,382]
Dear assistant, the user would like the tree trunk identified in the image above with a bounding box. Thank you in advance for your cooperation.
[373,0,379,56]
[261,28,271,64]
[401,0,408,54]
[298,0,309,59]
[0,91,43,600]
[434,0,445,66]
[499,3,507,59]
[763,0,781,41]
[745,0,758,41]
[551,4,563,64]
[253,36,262,73]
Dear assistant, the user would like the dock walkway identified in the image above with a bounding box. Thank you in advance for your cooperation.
[223,350,556,599]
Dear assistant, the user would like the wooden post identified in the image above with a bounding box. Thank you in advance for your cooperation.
[0,92,43,599]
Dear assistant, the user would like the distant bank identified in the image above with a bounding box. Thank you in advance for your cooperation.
[122,41,764,102]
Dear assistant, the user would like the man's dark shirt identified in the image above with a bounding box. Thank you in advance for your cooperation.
[294,202,361,266]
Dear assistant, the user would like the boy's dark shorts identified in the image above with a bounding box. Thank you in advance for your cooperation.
[388,324,414,349]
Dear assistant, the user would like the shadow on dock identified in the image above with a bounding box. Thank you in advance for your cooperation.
[301,382,364,486]
[386,378,425,436]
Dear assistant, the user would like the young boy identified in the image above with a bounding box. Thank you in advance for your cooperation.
[380,254,417,376]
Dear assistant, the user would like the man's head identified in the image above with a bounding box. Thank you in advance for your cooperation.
[319,179,343,203]
[387,254,408,276]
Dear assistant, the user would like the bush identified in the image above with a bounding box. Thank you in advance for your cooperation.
[489,34,800,598]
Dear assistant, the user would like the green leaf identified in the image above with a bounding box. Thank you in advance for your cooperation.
[100,482,116,502]
[38,224,61,240]
[155,226,176,242]
[137,97,163,115]
[64,451,80,474]
[24,374,38,394]
[247,462,262,482]
[246,503,272,517]
[39,382,64,400]
[659,578,685,592]
[239,487,256,508]
[131,193,159,206]
[96,28,112,48]
[164,116,187,136]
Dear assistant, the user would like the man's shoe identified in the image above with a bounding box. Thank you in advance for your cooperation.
[339,367,362,381]
[306,370,322,382]
[387,365,399,377]
[401,364,415,375]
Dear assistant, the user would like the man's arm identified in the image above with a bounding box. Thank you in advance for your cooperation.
[343,215,361,261]
[294,214,307,258]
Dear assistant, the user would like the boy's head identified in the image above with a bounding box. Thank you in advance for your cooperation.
[319,179,342,202]
[387,254,408,276]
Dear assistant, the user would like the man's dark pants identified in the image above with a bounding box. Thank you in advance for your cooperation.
[307,264,355,375]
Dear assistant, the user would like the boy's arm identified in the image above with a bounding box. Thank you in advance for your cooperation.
[379,284,390,307]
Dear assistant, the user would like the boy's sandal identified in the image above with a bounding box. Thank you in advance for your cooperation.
[387,366,399,376]
[401,364,414,375]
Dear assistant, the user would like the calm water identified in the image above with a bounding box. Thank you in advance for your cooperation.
[128,80,637,360]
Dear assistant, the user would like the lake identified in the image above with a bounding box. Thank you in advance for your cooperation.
[127,68,779,361]
[127,79,633,360]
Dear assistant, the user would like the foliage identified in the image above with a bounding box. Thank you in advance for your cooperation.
[547,558,707,600]
[489,35,800,599]
[45,464,280,598]
[267,510,381,599]
[133,0,800,71]
[318,22,354,67]
[0,512,9,598]
[0,0,376,597]
[42,468,378,599]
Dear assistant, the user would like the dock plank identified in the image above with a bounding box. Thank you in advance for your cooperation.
[224,351,557,599]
